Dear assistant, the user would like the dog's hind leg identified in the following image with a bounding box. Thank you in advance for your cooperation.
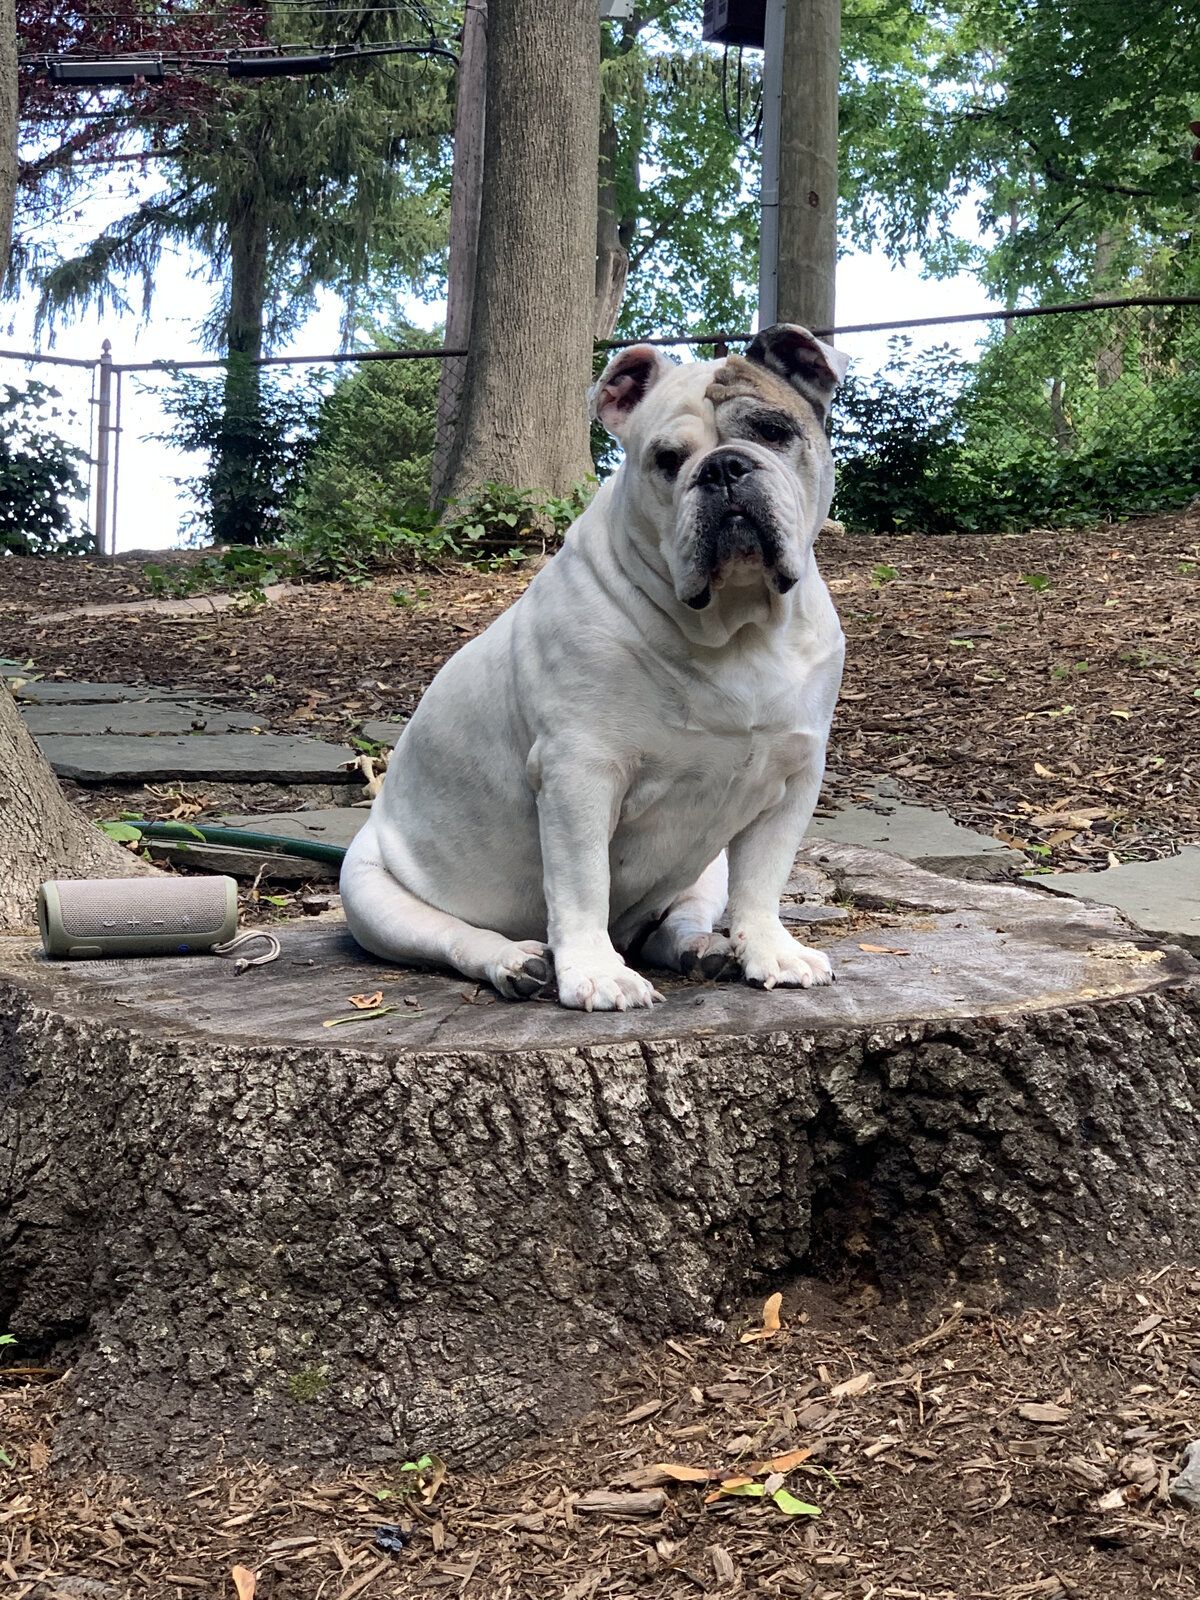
[340,827,551,1000]
[638,855,735,979]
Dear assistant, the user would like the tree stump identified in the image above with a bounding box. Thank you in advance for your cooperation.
[2,843,1199,1479]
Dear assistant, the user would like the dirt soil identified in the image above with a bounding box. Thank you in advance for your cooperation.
[4,1268,1200,1599]
[4,506,1200,874]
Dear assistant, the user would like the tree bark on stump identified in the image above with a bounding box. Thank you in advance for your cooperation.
[2,845,1199,1479]
[0,686,152,932]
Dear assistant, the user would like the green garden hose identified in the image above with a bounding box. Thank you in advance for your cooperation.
[128,819,350,868]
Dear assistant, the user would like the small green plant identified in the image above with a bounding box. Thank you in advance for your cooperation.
[97,820,143,844]
[871,563,899,586]
[1022,572,1052,593]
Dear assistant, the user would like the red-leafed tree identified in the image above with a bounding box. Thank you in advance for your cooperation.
[14,3,268,259]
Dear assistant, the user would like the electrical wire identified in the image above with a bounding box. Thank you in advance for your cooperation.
[22,39,459,69]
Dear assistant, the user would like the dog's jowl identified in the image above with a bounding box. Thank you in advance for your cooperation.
[340,323,849,1011]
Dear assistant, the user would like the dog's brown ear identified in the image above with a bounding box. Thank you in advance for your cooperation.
[745,324,849,422]
[590,345,672,438]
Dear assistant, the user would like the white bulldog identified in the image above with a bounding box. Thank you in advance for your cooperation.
[340,324,848,1011]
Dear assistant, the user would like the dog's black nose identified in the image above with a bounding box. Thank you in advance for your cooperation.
[695,449,756,492]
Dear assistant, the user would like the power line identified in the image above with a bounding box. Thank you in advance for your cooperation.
[24,40,459,77]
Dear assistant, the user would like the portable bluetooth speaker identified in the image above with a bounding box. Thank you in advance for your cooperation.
[37,876,239,959]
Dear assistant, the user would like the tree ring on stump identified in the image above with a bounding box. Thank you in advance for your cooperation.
[2,843,1198,1480]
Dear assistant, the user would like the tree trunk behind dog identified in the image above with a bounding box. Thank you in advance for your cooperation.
[777,0,840,333]
[430,0,489,509]
[0,0,16,267]
[0,687,152,932]
[437,0,600,506]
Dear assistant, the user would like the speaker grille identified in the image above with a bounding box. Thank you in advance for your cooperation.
[57,877,232,937]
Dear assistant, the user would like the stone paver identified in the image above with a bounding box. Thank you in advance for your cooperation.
[10,679,216,704]
[219,808,368,848]
[32,583,298,626]
[22,701,260,737]
[809,780,1021,879]
[359,719,408,747]
[38,733,362,786]
[1029,848,1200,954]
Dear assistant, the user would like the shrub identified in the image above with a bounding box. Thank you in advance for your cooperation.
[0,381,90,556]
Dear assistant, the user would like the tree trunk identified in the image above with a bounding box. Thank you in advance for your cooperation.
[0,687,151,932]
[594,99,628,340]
[1049,373,1074,453]
[213,188,270,545]
[439,0,599,504]
[1092,227,1123,390]
[4,844,1199,1478]
[777,0,840,332]
[430,0,489,509]
[0,0,16,270]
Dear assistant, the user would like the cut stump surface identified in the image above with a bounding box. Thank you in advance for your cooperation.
[2,843,1199,1479]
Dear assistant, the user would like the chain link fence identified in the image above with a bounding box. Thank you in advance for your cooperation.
[1,295,1196,557]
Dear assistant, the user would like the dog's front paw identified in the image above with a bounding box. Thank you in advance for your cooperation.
[555,947,664,1012]
[677,931,736,981]
[731,919,834,990]
[485,940,554,1001]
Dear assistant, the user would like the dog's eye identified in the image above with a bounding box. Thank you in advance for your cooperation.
[751,416,796,446]
[654,447,689,481]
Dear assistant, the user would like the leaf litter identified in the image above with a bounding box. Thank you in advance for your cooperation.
[6,507,1200,883]
[5,1266,1200,1597]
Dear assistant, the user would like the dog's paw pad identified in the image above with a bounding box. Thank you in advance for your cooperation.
[679,932,735,982]
[489,942,554,1001]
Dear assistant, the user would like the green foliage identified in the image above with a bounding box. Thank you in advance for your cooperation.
[154,362,325,547]
[0,382,90,556]
[294,328,441,532]
[834,340,973,536]
[839,0,1200,303]
[834,310,1200,535]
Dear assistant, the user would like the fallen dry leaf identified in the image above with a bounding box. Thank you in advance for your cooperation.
[348,990,385,1010]
[740,1290,784,1343]
[648,1462,715,1484]
[830,1371,875,1400]
[231,1567,256,1600]
[747,1447,813,1474]
[858,942,911,956]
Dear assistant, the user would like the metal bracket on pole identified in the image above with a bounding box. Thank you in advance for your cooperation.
[93,339,113,558]
[757,0,786,330]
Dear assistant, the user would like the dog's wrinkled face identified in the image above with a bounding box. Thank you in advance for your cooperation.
[591,325,849,613]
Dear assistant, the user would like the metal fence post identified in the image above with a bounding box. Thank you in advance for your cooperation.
[93,339,113,558]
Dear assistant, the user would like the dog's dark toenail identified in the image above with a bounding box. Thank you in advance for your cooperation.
[523,957,549,983]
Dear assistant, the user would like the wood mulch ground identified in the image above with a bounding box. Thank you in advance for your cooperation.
[4,1268,1199,1598]
[3,503,1199,873]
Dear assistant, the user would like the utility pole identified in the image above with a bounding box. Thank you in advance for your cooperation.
[706,0,839,332]
[776,0,839,332]
[757,0,786,328]
[93,339,113,558]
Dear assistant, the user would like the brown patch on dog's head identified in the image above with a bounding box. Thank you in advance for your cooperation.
[706,354,809,419]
